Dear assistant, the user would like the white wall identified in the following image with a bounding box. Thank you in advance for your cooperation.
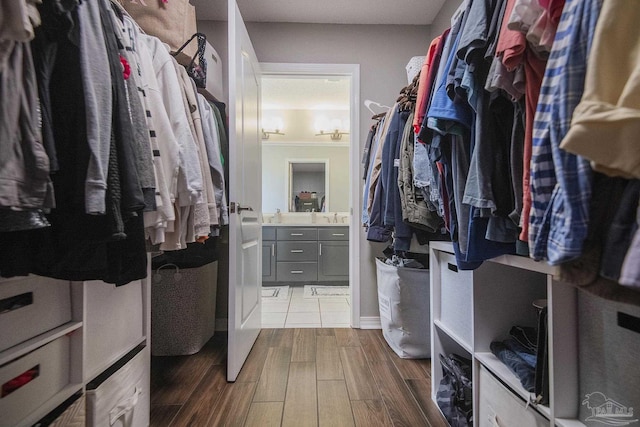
[262,144,349,213]
[199,20,431,318]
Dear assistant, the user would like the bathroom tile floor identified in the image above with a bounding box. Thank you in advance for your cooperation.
[262,284,351,328]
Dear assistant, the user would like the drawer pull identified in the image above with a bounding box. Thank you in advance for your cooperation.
[109,386,142,426]
[447,263,458,273]
[332,233,345,236]
[618,312,640,334]
[290,250,304,253]
[290,233,304,236]
[0,292,33,314]
[291,270,304,274]
[1,365,39,398]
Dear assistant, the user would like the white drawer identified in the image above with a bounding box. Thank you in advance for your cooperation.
[86,346,150,427]
[438,252,473,348]
[478,365,548,427]
[0,276,71,352]
[0,336,70,427]
[84,280,144,379]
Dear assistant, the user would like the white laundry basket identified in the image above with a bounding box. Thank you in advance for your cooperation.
[375,258,431,359]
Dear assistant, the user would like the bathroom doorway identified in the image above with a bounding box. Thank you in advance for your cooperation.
[259,63,360,328]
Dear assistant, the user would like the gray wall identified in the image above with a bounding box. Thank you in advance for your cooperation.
[430,0,464,37]
[198,20,434,319]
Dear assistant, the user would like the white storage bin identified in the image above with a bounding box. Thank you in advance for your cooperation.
[0,336,70,427]
[439,252,473,348]
[152,262,218,356]
[84,280,144,379]
[375,258,431,358]
[478,365,547,427]
[199,41,224,102]
[0,276,71,352]
[86,346,149,427]
[579,292,640,424]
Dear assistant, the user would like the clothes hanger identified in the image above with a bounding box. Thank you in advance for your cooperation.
[364,99,391,115]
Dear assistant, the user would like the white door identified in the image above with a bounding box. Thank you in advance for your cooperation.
[227,0,262,382]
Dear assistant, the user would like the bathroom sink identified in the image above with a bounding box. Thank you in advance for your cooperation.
[262,212,350,225]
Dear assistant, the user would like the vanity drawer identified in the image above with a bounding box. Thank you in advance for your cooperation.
[277,262,318,282]
[262,226,276,241]
[318,227,349,241]
[276,227,318,241]
[277,242,318,262]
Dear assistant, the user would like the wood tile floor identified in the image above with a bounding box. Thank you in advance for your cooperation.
[150,329,448,427]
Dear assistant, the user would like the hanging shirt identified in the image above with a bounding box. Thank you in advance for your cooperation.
[560,0,640,180]
[413,35,442,134]
[198,93,229,227]
[78,0,112,215]
[529,0,600,264]
[497,0,549,245]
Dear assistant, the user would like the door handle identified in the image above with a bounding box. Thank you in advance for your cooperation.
[319,243,322,256]
[291,250,304,253]
[230,202,253,213]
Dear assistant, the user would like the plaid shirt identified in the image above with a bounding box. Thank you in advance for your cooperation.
[528,0,602,264]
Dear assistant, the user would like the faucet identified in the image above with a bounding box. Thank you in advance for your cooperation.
[333,212,338,223]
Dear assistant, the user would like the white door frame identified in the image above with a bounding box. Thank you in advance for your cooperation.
[260,63,361,327]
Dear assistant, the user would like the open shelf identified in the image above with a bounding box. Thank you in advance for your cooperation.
[434,319,473,353]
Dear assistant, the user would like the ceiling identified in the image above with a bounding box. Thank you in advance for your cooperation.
[192,0,448,26]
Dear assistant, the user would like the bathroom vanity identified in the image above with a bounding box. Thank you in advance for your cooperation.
[262,223,349,284]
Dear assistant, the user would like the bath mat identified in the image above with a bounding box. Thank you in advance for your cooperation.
[304,285,349,298]
[262,286,290,300]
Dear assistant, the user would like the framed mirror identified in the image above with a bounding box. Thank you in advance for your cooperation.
[287,160,328,212]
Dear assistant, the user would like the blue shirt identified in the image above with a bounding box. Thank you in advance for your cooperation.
[529,0,602,265]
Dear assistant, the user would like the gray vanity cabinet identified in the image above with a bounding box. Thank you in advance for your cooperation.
[261,226,348,284]
[318,228,349,282]
[262,227,276,282]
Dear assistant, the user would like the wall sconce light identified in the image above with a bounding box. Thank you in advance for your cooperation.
[261,116,285,140]
[315,129,349,140]
[261,129,285,140]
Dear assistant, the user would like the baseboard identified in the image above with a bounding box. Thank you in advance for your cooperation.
[215,318,228,331]
[359,316,382,329]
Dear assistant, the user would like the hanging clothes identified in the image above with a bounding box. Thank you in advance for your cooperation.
[529,0,599,265]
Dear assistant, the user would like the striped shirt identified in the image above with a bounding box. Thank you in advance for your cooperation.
[528,0,602,264]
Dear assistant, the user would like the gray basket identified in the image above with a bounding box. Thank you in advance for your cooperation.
[151,261,218,356]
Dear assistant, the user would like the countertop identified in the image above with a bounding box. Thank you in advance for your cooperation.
[262,222,348,227]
